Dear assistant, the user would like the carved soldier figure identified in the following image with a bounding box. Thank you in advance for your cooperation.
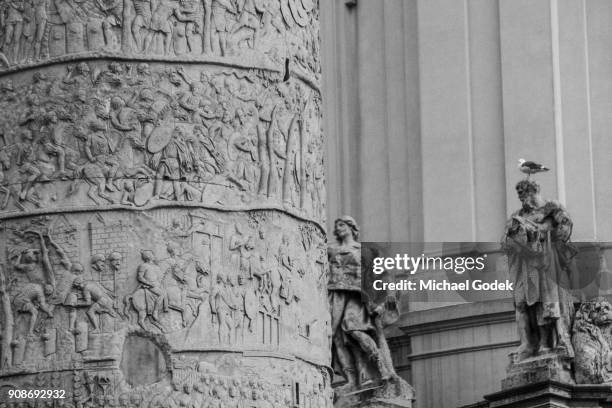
[233,274,256,333]
[19,0,35,63]
[31,0,47,61]
[210,0,236,56]
[152,126,194,201]
[108,252,122,274]
[502,179,576,360]
[71,276,117,330]
[129,88,159,141]
[63,262,85,331]
[227,107,258,192]
[128,62,153,87]
[19,94,46,141]
[138,250,167,319]
[12,282,54,335]
[210,272,237,344]
[190,125,223,179]
[132,0,153,52]
[16,129,46,203]
[41,111,69,179]
[2,1,25,61]
[231,0,261,49]
[0,80,16,108]
[30,72,51,97]
[0,145,11,209]
[229,223,247,271]
[62,63,93,93]
[95,0,123,50]
[97,62,125,89]
[110,96,144,150]
[240,236,267,291]
[328,216,397,389]
[259,0,284,38]
[12,233,55,288]
[81,119,120,192]
[175,67,217,124]
[145,0,196,55]
[267,106,286,200]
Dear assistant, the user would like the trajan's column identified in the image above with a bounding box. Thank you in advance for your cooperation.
[0,1,330,406]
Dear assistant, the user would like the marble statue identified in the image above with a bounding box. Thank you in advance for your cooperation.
[329,215,414,407]
[503,179,576,360]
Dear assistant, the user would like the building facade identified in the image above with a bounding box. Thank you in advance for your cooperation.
[320,1,612,407]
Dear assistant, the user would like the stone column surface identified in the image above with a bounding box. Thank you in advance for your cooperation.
[0,1,330,407]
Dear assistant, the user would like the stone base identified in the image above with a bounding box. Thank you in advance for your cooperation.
[464,381,612,408]
[334,377,414,408]
[501,352,573,390]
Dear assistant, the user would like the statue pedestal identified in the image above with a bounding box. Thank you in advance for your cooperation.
[334,377,415,408]
[479,381,612,408]
[463,354,612,407]
[501,352,574,389]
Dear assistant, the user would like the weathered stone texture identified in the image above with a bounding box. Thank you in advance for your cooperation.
[0,1,330,407]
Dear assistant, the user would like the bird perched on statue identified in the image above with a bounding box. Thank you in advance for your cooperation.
[518,159,549,176]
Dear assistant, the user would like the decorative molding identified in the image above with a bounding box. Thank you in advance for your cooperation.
[399,309,515,337]
[407,340,519,361]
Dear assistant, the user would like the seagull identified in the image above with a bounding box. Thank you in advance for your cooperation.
[518,159,549,176]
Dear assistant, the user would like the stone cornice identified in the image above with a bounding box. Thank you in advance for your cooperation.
[397,299,515,336]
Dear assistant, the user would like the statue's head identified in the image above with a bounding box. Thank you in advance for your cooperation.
[33,72,47,83]
[91,254,106,272]
[110,96,125,110]
[71,262,84,275]
[141,250,155,263]
[191,81,205,94]
[108,62,123,74]
[169,71,182,86]
[576,297,612,327]
[140,89,154,102]
[77,62,90,75]
[515,179,540,209]
[72,276,84,289]
[334,215,359,242]
[108,252,122,270]
[137,63,151,76]
[183,383,192,394]
[166,241,180,257]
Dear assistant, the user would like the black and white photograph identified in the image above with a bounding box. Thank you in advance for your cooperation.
[0,0,610,407]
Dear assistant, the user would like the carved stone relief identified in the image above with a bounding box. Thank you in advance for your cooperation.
[0,0,321,84]
[0,209,331,406]
[0,62,325,226]
[0,0,327,404]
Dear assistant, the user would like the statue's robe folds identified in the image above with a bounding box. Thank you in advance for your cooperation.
[328,242,399,376]
[503,200,577,354]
